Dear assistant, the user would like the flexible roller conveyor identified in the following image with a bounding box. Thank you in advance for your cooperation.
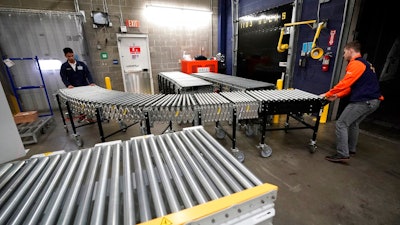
[56,86,165,146]
[145,93,197,124]
[246,89,327,157]
[56,80,327,161]
[219,91,261,137]
[209,91,261,162]
[193,92,232,123]
[219,91,259,120]
[0,126,278,225]
[158,71,213,94]
[191,72,275,91]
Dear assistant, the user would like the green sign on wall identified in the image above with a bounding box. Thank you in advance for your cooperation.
[100,52,108,59]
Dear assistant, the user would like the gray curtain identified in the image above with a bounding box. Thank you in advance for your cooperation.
[0,8,88,113]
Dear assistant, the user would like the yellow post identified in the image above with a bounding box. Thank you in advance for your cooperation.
[8,94,20,114]
[276,78,283,90]
[272,79,283,124]
[105,76,112,90]
[319,104,329,123]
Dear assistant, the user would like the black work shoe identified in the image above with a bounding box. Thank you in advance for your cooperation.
[349,151,356,156]
[325,154,350,163]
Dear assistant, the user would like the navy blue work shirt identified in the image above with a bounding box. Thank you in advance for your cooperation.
[60,60,94,87]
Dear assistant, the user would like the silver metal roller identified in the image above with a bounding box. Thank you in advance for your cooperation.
[220,91,259,119]
[57,84,324,153]
[192,72,275,91]
[158,71,213,94]
[0,126,277,225]
[246,89,323,103]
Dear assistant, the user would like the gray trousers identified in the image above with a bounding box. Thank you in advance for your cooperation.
[336,99,380,157]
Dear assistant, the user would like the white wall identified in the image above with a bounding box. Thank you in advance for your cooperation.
[0,80,26,164]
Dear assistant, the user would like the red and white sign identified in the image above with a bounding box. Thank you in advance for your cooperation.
[328,30,336,46]
[129,46,141,55]
[126,19,140,28]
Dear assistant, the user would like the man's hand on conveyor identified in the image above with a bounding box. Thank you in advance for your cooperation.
[319,93,337,102]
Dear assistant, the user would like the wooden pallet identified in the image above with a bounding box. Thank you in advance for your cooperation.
[17,116,54,145]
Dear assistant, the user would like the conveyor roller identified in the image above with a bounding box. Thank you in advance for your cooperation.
[57,79,327,158]
[0,126,277,225]
[158,71,213,94]
[192,72,275,91]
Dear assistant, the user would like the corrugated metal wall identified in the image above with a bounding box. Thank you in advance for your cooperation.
[0,8,88,113]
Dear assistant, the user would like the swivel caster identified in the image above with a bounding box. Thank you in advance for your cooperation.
[258,144,272,158]
[72,134,84,147]
[119,121,128,132]
[245,125,254,137]
[165,129,175,134]
[232,149,245,163]
[284,123,289,133]
[140,126,147,135]
[309,139,317,153]
[215,127,226,139]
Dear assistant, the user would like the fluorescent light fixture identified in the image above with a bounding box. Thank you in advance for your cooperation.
[39,59,62,70]
[144,4,212,28]
[146,4,211,13]
[241,13,281,22]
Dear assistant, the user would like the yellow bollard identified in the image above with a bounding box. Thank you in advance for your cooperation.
[272,79,283,124]
[276,79,283,90]
[105,76,112,90]
[8,94,20,114]
[319,104,329,123]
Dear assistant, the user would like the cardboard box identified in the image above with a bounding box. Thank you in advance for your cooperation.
[14,111,38,124]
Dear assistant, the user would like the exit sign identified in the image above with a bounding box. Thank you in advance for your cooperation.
[125,19,140,28]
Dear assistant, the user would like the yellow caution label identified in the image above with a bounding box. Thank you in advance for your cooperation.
[160,217,172,225]
[319,104,329,123]
[217,107,221,114]
[175,110,180,117]
[43,152,52,156]
[123,109,127,115]
[246,105,250,112]
[138,183,277,225]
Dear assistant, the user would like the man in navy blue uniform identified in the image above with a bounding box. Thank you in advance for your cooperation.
[60,47,95,88]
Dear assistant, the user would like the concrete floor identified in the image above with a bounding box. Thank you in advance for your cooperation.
[16,111,400,225]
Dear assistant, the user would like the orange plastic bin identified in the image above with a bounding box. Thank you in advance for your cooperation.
[181,60,218,74]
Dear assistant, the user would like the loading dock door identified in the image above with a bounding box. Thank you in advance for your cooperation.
[117,33,154,94]
[237,3,293,84]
